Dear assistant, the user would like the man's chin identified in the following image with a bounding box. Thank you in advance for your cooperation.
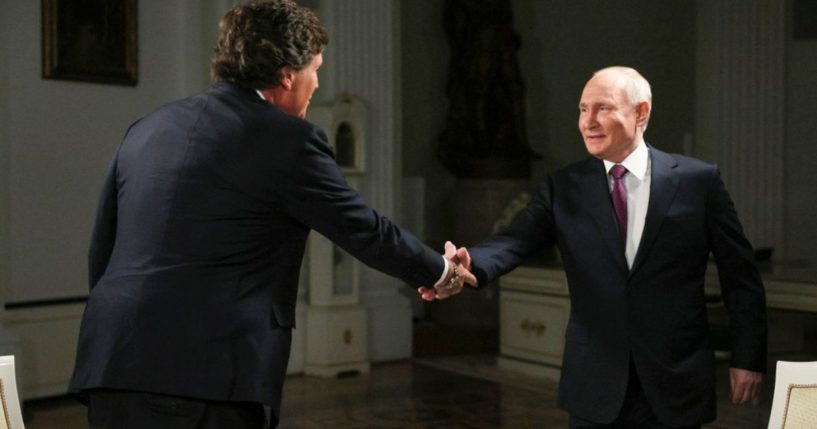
[584,144,603,158]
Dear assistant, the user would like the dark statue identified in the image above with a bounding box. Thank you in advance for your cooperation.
[438,0,540,178]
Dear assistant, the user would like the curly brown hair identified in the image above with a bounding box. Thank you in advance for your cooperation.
[210,0,328,89]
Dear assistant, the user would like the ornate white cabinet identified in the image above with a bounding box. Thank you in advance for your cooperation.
[302,94,371,377]
[498,267,569,380]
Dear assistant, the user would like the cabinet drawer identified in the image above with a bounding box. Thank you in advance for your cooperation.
[500,290,569,366]
[305,306,367,366]
[500,266,568,295]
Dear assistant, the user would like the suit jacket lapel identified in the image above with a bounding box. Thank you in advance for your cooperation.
[579,158,629,273]
[629,148,679,276]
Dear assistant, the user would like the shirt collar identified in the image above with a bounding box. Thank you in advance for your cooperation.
[603,141,649,181]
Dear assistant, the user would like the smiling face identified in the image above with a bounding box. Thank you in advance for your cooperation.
[578,71,649,163]
[278,52,322,119]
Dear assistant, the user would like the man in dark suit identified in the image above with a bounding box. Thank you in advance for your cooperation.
[69,1,475,428]
[421,66,767,428]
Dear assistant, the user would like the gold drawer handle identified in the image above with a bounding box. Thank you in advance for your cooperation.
[520,319,546,335]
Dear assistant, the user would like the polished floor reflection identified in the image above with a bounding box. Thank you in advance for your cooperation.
[278,356,776,429]
[24,354,783,428]
[278,359,563,428]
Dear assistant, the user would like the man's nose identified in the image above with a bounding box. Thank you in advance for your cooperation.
[582,113,598,129]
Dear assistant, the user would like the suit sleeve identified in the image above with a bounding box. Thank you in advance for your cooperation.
[88,154,119,290]
[468,177,557,287]
[279,127,444,287]
[706,166,767,373]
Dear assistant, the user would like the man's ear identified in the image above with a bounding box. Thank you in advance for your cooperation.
[636,101,650,127]
[279,67,295,91]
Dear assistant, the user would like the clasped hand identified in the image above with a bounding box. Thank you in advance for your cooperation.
[418,241,478,301]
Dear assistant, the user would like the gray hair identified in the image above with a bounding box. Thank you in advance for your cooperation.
[593,66,652,131]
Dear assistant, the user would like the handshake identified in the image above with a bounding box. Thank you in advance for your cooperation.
[417,241,479,301]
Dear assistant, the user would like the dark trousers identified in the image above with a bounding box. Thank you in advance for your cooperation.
[569,364,701,429]
[88,389,268,429]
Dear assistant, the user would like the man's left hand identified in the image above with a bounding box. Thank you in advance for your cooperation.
[729,367,762,405]
[418,241,476,301]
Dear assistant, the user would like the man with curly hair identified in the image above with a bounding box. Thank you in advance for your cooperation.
[68,1,475,427]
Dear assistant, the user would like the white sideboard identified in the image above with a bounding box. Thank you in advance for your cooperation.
[2,303,84,399]
[497,267,569,381]
[498,265,817,381]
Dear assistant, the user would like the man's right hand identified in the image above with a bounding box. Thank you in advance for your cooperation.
[418,241,477,301]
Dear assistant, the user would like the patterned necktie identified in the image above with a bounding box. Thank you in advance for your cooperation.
[610,164,628,241]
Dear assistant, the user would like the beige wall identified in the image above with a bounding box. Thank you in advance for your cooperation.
[0,1,10,311]
[0,1,216,304]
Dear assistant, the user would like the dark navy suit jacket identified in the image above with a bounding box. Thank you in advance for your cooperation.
[69,82,444,418]
[469,147,767,425]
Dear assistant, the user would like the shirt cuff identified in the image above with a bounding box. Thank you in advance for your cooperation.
[433,256,450,287]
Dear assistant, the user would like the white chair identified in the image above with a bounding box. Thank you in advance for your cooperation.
[0,356,24,429]
[768,360,817,429]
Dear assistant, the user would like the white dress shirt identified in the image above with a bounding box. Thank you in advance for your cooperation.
[603,142,651,269]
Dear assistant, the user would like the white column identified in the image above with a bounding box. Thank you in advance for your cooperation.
[695,0,785,252]
[322,0,411,361]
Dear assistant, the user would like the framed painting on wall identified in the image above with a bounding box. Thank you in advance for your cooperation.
[42,0,138,86]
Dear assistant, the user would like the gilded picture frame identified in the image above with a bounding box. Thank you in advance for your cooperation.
[42,0,138,86]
